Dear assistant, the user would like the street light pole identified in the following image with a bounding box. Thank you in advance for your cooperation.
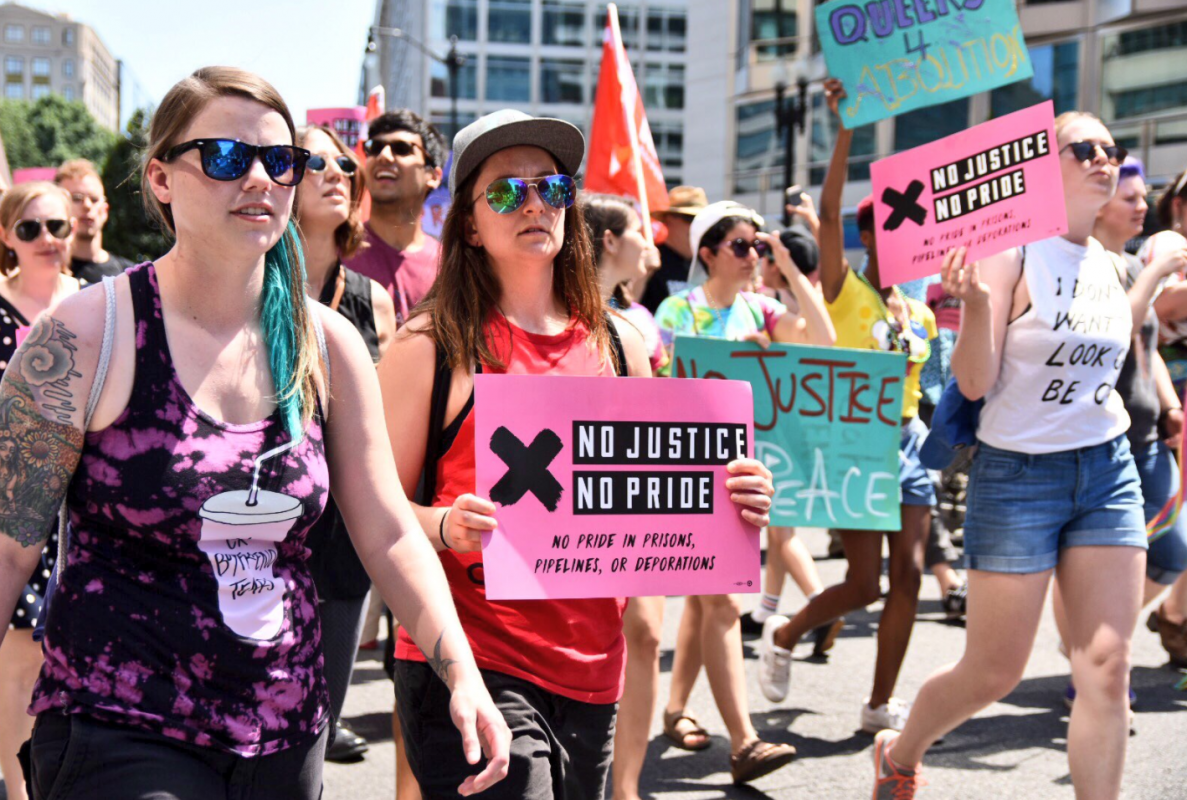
[773,64,809,227]
[368,26,467,138]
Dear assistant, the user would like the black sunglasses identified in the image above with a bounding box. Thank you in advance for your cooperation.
[363,138,429,162]
[484,175,577,214]
[163,139,311,186]
[14,218,71,242]
[306,154,358,175]
[1062,141,1128,166]
[720,237,769,259]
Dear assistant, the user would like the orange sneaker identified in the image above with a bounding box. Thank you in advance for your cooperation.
[872,730,924,799]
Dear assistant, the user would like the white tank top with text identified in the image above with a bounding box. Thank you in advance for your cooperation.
[978,236,1131,454]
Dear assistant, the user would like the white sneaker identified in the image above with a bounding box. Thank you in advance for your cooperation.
[862,697,911,733]
[758,614,792,702]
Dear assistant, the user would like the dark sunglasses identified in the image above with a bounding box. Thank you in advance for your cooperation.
[485,175,577,215]
[163,139,311,186]
[720,237,769,259]
[306,154,358,174]
[1062,141,1128,166]
[363,138,428,161]
[13,218,71,242]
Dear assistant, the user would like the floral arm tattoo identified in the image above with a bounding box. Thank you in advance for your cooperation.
[427,631,459,688]
[0,317,86,548]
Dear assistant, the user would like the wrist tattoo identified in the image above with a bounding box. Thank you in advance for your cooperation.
[427,631,459,688]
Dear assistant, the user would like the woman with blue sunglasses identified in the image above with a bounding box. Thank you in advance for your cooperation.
[378,108,775,798]
[0,67,509,800]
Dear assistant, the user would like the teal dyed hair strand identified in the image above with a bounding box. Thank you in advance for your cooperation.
[262,220,307,441]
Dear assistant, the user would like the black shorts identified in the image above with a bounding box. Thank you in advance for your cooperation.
[22,713,326,800]
[394,660,617,800]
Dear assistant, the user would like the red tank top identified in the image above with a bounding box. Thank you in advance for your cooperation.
[396,315,627,704]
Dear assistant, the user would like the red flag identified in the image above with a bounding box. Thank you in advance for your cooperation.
[358,86,385,220]
[586,4,669,241]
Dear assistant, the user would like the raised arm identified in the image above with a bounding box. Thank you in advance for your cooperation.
[0,286,106,651]
[759,230,836,347]
[818,78,854,305]
[318,308,509,795]
[945,246,1022,400]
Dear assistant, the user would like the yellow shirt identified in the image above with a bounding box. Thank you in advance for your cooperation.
[825,269,938,420]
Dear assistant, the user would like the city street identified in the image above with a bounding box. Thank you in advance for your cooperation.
[324,528,1187,799]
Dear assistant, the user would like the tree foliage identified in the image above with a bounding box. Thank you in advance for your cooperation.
[0,94,114,170]
[102,109,170,264]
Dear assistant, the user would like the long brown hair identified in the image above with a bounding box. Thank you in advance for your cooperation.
[1158,169,1187,229]
[0,181,73,276]
[295,125,367,260]
[583,193,637,307]
[141,66,319,436]
[411,166,614,371]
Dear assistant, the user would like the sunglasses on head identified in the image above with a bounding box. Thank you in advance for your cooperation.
[306,153,358,174]
[720,237,769,259]
[484,175,577,214]
[1062,141,1128,166]
[163,139,311,186]
[13,218,71,242]
[363,138,428,161]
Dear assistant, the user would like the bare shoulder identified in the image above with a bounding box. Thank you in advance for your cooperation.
[369,279,396,321]
[609,312,651,378]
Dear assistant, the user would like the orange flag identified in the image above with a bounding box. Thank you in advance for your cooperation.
[358,85,385,221]
[586,3,668,241]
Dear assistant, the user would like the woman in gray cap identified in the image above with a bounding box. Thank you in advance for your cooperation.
[377,109,775,798]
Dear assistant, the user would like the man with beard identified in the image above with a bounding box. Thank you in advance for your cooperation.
[345,110,446,323]
[54,160,134,285]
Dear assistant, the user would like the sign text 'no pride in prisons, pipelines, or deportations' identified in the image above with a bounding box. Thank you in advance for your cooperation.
[672,337,906,532]
[815,0,1033,129]
[473,374,761,600]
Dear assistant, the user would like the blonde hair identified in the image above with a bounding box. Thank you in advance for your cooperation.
[142,66,319,439]
[54,158,103,186]
[0,181,73,276]
[1054,111,1104,144]
[295,125,367,260]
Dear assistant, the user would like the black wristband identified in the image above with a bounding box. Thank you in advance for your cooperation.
[438,508,452,551]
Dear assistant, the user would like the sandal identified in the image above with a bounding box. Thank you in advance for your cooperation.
[730,738,796,784]
[662,709,711,751]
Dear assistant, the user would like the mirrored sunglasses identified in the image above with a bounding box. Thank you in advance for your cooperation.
[163,139,310,186]
[484,175,577,215]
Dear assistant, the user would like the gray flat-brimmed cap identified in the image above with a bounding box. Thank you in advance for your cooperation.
[449,109,586,196]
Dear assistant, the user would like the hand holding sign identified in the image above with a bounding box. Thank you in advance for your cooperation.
[940,246,989,307]
[725,458,775,528]
[442,494,498,553]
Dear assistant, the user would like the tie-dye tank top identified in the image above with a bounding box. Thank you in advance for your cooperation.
[29,263,331,757]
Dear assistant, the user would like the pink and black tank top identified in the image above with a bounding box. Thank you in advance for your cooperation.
[30,263,331,757]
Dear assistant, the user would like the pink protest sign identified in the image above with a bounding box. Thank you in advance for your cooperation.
[306,107,368,148]
[871,101,1067,287]
[474,374,759,600]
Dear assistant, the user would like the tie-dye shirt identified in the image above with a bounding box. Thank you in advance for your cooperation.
[653,286,786,376]
[30,263,330,757]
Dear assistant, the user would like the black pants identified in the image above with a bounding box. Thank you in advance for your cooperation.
[319,595,368,730]
[394,660,617,800]
[22,713,326,800]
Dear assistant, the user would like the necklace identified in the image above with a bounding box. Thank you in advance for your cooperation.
[700,283,732,333]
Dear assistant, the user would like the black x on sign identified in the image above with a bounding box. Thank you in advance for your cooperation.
[490,426,564,512]
[881,180,927,231]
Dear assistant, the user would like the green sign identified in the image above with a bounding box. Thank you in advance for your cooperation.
[672,336,906,531]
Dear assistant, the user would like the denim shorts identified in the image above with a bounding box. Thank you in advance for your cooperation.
[1132,439,1187,584]
[963,434,1146,574]
[900,416,937,507]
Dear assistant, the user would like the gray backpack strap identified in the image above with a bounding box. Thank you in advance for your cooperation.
[55,275,118,572]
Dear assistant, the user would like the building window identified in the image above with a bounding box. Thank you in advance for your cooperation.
[63,84,74,101]
[643,63,684,110]
[62,27,74,45]
[809,91,876,185]
[990,40,1079,118]
[1112,82,1187,119]
[5,83,23,100]
[543,0,586,47]
[32,58,51,78]
[63,59,74,78]
[486,56,530,102]
[541,58,584,104]
[5,56,22,77]
[894,98,970,152]
[1102,21,1187,122]
[31,84,49,100]
[593,5,639,50]
[5,24,23,42]
[652,122,684,178]
[430,58,477,100]
[430,111,478,143]
[489,0,531,44]
[647,8,686,53]
[1116,20,1187,56]
[430,0,478,41]
[31,26,51,45]
[751,0,797,60]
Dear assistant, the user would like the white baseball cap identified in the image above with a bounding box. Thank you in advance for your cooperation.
[687,201,765,286]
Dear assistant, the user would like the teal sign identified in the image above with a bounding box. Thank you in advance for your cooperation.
[815,0,1033,129]
[673,337,905,531]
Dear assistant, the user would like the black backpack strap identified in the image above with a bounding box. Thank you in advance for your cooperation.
[606,312,628,377]
[418,343,453,506]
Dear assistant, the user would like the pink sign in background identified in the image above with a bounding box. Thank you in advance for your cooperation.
[306,107,368,148]
[872,101,1068,287]
[474,374,760,600]
[13,167,57,184]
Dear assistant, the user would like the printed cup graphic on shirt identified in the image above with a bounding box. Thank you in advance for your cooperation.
[198,489,301,640]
